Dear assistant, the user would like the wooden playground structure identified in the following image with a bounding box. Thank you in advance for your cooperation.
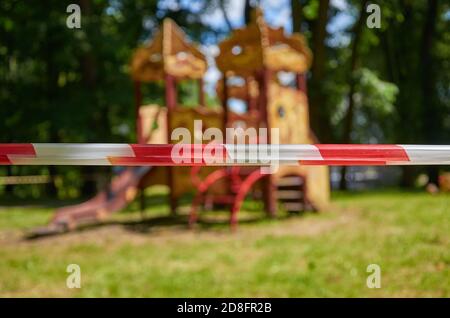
[46,10,330,232]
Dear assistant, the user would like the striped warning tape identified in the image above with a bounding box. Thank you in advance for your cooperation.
[0,144,449,166]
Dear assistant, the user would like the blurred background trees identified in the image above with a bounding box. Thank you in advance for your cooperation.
[0,0,449,197]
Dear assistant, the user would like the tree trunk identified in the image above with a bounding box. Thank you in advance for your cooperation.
[309,0,332,142]
[339,1,368,190]
[291,0,302,33]
[79,0,100,197]
[383,3,419,188]
[44,11,59,197]
[420,0,439,185]
[244,0,252,25]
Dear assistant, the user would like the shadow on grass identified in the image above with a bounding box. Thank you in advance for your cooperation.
[22,190,303,240]
[25,208,297,241]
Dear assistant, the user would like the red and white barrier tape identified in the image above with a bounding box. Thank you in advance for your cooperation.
[0,144,449,166]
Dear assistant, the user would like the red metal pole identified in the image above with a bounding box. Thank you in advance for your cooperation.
[222,74,229,129]
[296,73,307,93]
[134,81,143,144]
[221,74,232,199]
[165,74,177,215]
[246,77,256,112]
[259,68,276,217]
[198,78,205,107]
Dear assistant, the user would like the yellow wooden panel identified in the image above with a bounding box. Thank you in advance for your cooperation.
[305,165,330,210]
[268,84,310,144]
[139,105,167,144]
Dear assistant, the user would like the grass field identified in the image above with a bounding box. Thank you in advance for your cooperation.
[0,189,448,297]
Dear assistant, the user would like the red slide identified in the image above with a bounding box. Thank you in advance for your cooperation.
[32,167,151,235]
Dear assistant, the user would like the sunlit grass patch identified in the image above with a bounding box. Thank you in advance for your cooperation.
[0,190,448,297]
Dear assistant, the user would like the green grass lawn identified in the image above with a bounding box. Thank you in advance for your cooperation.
[0,189,448,297]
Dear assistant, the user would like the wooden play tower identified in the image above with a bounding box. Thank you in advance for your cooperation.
[46,12,330,232]
[212,9,330,218]
[132,11,330,226]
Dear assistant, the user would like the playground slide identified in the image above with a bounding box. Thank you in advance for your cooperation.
[30,106,167,235]
[39,166,151,234]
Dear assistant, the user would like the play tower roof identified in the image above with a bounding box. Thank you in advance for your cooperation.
[131,19,207,82]
[216,9,312,76]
